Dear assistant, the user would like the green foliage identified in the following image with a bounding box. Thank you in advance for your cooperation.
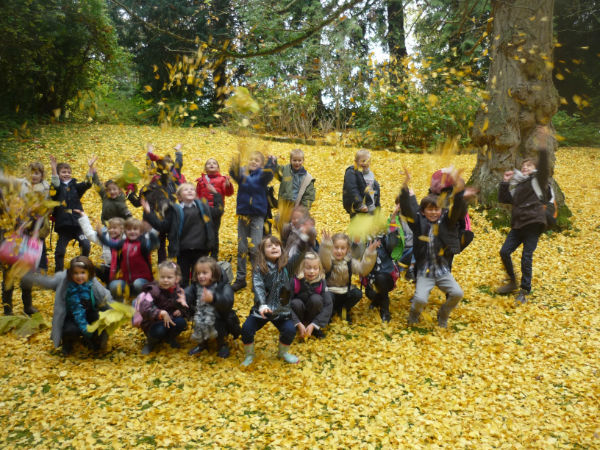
[552,111,599,147]
[0,0,122,116]
[0,313,49,338]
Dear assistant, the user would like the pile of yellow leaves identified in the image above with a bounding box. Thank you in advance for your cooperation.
[0,124,598,447]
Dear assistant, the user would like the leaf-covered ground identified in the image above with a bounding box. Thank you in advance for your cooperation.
[1,124,599,448]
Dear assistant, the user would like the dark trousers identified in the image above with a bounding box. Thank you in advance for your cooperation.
[291,294,323,326]
[146,317,187,343]
[2,272,32,314]
[62,309,101,350]
[215,311,242,341]
[332,288,363,315]
[96,264,110,285]
[241,314,296,345]
[500,224,543,292]
[157,232,168,264]
[210,216,222,260]
[55,227,90,271]
[178,248,210,288]
[366,273,395,314]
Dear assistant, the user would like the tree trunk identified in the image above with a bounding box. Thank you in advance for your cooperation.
[470,0,566,211]
[387,0,407,62]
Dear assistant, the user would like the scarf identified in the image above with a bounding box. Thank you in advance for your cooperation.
[509,169,536,196]
[66,281,95,310]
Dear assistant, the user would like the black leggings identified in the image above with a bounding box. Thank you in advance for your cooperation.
[366,273,395,314]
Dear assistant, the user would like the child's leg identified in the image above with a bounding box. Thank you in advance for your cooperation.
[305,294,324,323]
[499,229,524,283]
[519,224,543,293]
[75,230,90,257]
[54,230,74,272]
[290,298,306,325]
[109,280,127,300]
[235,217,250,283]
[241,314,269,344]
[210,216,222,260]
[372,273,394,321]
[157,232,167,264]
[409,276,436,323]
[273,318,299,363]
[248,216,264,268]
[165,317,187,345]
[436,273,464,327]
[177,249,197,288]
[2,268,13,315]
[61,316,81,354]
[344,287,363,312]
[213,316,231,357]
[131,278,150,297]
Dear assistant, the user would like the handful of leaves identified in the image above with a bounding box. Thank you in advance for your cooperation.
[0,313,48,338]
[347,208,389,242]
[87,302,134,336]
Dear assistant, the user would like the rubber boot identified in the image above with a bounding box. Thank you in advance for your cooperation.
[241,343,255,367]
[22,288,38,316]
[277,342,299,364]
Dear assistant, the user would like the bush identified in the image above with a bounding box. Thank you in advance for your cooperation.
[552,110,599,147]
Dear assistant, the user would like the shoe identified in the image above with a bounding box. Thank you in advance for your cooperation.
[141,339,157,355]
[188,343,207,356]
[312,328,326,339]
[277,342,299,364]
[515,289,528,304]
[217,344,230,358]
[22,290,38,316]
[241,343,255,367]
[496,279,518,295]
[98,331,109,351]
[437,309,449,328]
[167,338,182,349]
[346,311,353,325]
[61,342,73,356]
[407,308,421,325]
[231,279,247,292]
[380,310,391,323]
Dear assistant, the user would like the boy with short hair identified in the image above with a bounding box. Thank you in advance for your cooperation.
[342,149,380,218]
[274,148,315,210]
[496,149,550,304]
[400,168,467,328]
[229,151,275,291]
[49,155,96,271]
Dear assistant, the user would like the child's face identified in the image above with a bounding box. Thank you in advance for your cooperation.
[158,268,177,290]
[332,239,349,261]
[521,161,536,176]
[303,259,320,282]
[290,155,304,171]
[178,185,197,203]
[423,204,442,222]
[290,211,305,228]
[356,156,370,171]
[58,167,72,183]
[264,240,282,261]
[195,263,213,286]
[30,170,42,185]
[248,155,264,171]
[125,226,141,241]
[106,183,121,199]
[205,159,219,175]
[108,225,123,240]
[72,267,90,285]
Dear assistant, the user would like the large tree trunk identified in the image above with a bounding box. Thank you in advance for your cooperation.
[470,0,566,210]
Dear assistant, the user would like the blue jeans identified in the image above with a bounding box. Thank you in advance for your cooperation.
[109,279,149,300]
[146,317,187,343]
[500,224,543,292]
[241,314,296,345]
[236,215,264,281]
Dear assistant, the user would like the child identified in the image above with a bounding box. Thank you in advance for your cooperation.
[496,149,550,304]
[0,162,51,315]
[91,171,132,223]
[390,195,415,282]
[289,252,332,339]
[50,155,96,271]
[138,261,189,354]
[400,168,467,328]
[342,149,380,218]
[21,256,112,355]
[281,206,318,258]
[229,151,276,292]
[146,143,186,196]
[274,148,316,210]
[97,218,159,301]
[142,183,223,288]
[186,256,241,358]
[77,212,125,284]
[320,232,378,324]
[196,158,234,258]
[240,235,308,366]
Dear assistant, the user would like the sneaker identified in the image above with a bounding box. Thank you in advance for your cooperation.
[380,310,391,323]
[231,279,247,292]
[496,279,518,295]
[217,344,231,358]
[167,338,182,349]
[515,289,528,304]
[188,343,206,356]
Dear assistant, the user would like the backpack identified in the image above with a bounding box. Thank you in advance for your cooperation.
[132,292,153,328]
[531,178,558,228]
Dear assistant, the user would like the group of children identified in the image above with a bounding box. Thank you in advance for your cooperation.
[0,144,554,365]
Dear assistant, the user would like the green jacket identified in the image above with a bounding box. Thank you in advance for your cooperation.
[275,164,316,209]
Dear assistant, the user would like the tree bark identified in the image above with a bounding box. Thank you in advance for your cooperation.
[470,0,565,208]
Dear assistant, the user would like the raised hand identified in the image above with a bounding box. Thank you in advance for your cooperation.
[503,170,514,182]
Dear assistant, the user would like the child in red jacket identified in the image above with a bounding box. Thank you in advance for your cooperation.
[196,158,234,259]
